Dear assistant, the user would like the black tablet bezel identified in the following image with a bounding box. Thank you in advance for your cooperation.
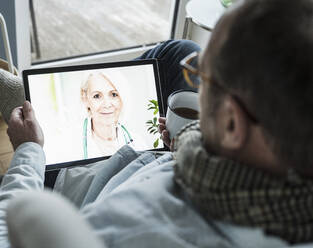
[23,59,166,171]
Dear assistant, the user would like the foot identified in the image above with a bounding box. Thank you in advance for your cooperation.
[0,69,25,123]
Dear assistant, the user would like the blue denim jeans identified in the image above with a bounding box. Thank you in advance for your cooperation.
[136,39,201,110]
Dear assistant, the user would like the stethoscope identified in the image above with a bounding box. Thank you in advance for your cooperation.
[83,118,133,159]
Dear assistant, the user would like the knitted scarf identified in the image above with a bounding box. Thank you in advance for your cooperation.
[173,121,313,244]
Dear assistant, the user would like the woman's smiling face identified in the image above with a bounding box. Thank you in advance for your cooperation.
[86,73,123,125]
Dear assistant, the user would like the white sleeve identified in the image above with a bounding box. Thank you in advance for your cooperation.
[0,142,46,248]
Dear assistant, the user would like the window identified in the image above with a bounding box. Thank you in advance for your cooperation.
[30,0,179,63]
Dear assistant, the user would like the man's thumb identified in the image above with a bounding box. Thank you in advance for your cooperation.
[22,101,35,120]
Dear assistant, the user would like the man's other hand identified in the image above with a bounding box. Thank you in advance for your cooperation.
[7,101,44,150]
[158,117,174,150]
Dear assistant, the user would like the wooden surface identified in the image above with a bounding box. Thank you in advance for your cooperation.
[32,0,172,62]
[0,116,13,175]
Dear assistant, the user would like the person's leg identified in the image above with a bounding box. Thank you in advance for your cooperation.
[0,69,25,123]
[136,39,201,109]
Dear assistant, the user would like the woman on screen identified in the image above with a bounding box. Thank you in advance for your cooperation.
[80,71,137,158]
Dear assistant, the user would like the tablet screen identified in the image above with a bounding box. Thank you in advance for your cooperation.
[23,60,165,168]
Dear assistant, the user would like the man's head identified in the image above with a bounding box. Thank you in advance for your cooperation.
[199,0,313,173]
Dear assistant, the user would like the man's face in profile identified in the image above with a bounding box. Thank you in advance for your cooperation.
[198,8,235,152]
[198,57,224,153]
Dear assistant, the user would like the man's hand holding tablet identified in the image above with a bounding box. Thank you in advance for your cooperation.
[7,101,44,150]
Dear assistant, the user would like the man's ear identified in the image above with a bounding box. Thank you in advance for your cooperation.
[217,96,249,151]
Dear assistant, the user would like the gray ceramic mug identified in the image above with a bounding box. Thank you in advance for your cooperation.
[166,90,199,140]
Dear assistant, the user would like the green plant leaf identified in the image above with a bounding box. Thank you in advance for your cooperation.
[153,117,157,125]
[150,100,158,106]
[153,109,159,115]
[146,120,153,124]
[153,138,159,148]
[153,130,158,134]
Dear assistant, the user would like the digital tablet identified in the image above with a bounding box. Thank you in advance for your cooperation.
[23,59,165,170]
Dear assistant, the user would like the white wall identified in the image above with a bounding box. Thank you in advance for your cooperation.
[15,0,31,72]
[0,1,17,67]
[0,0,30,72]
